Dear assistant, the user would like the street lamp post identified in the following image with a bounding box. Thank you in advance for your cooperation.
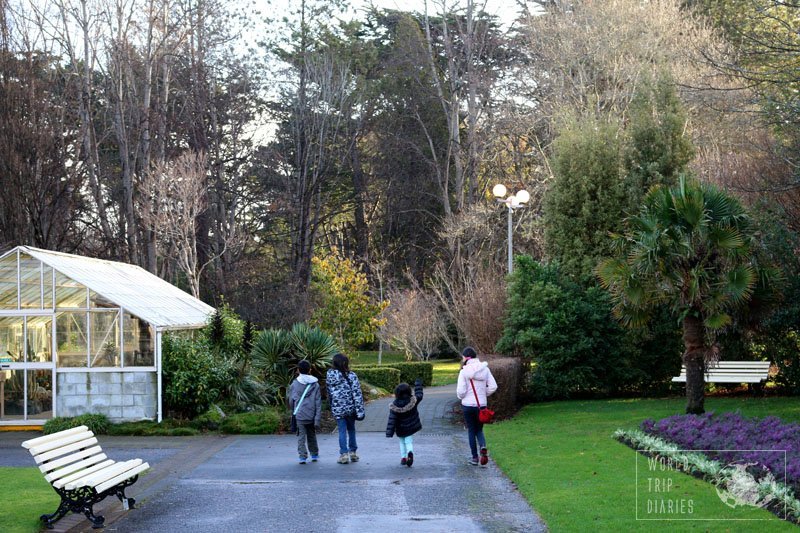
[493,183,530,274]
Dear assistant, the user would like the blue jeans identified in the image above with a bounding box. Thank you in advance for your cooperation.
[336,415,357,455]
[462,405,486,459]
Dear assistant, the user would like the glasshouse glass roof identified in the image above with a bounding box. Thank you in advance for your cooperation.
[1,246,214,330]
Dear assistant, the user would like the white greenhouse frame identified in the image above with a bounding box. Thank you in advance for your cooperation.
[0,246,214,424]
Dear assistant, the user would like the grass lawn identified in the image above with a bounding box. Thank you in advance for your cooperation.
[487,396,800,532]
[350,350,408,365]
[431,361,461,386]
[0,467,59,533]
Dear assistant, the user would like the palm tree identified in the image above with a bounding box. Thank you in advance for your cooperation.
[597,176,778,414]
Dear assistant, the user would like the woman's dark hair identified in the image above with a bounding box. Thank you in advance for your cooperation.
[332,353,350,375]
[395,382,411,399]
[461,346,477,359]
[298,360,311,374]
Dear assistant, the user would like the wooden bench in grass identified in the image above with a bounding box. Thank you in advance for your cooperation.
[21,425,149,529]
[671,361,771,387]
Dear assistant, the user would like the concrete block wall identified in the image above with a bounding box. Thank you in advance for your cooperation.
[56,371,157,421]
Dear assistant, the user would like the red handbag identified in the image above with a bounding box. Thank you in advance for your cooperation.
[470,378,495,424]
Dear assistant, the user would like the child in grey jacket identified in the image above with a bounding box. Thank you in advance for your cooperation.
[288,360,322,464]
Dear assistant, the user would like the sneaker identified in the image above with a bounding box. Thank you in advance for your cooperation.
[338,453,350,464]
[349,452,359,463]
[468,457,479,466]
[311,455,319,462]
[298,457,307,464]
[400,457,407,466]
[479,447,489,466]
[406,451,414,467]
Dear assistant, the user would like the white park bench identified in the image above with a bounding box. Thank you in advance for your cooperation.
[21,425,149,529]
[672,361,771,388]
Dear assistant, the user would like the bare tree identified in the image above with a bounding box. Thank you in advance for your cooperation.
[380,286,448,361]
[140,151,208,298]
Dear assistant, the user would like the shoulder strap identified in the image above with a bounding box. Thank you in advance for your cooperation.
[469,379,482,408]
[293,384,312,415]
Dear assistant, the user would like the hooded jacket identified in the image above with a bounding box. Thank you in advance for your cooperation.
[386,380,424,438]
[326,368,365,420]
[288,374,322,426]
[456,359,498,408]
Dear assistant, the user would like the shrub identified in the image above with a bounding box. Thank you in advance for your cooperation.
[486,357,522,419]
[191,406,226,431]
[496,258,627,400]
[203,304,245,354]
[107,419,198,436]
[43,413,111,435]
[251,324,337,404]
[310,250,387,349]
[162,334,229,419]
[220,408,282,434]
[352,367,401,392]
[497,257,678,401]
[385,362,433,387]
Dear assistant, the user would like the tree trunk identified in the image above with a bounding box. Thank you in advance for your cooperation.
[682,314,706,415]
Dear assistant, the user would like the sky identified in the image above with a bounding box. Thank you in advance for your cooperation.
[256,0,536,31]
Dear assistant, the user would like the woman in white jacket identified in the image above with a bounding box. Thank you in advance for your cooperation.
[456,347,498,466]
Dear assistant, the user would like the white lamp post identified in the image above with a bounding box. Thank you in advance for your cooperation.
[493,183,529,273]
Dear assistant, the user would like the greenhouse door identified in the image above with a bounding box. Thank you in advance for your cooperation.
[0,313,56,423]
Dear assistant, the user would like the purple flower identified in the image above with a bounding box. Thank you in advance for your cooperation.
[640,412,800,492]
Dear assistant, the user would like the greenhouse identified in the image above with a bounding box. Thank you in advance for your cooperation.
[0,246,214,425]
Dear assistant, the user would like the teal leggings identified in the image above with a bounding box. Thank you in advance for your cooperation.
[398,435,414,457]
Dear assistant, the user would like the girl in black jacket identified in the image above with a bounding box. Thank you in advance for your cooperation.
[386,378,423,467]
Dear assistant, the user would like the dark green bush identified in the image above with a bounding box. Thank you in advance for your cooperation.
[486,357,522,419]
[220,408,282,434]
[352,367,401,392]
[496,257,680,401]
[385,362,433,386]
[43,413,111,435]
[204,304,245,354]
[191,406,225,431]
[162,334,230,419]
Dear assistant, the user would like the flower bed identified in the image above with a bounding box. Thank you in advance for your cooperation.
[615,427,800,524]
[640,412,800,492]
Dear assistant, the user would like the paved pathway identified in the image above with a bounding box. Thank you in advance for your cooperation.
[2,385,547,532]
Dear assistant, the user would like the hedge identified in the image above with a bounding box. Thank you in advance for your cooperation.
[220,408,282,434]
[353,367,401,392]
[353,362,433,386]
[43,414,110,435]
[486,357,522,420]
[386,362,433,386]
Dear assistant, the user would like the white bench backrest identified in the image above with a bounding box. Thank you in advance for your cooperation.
[21,425,89,449]
[21,426,150,492]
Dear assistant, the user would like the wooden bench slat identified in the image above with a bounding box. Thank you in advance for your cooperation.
[45,453,109,483]
[52,460,116,489]
[21,426,89,449]
[672,361,771,384]
[34,437,99,464]
[64,461,133,491]
[67,459,143,490]
[711,361,770,365]
[39,446,104,473]
[29,431,94,456]
[95,462,149,494]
